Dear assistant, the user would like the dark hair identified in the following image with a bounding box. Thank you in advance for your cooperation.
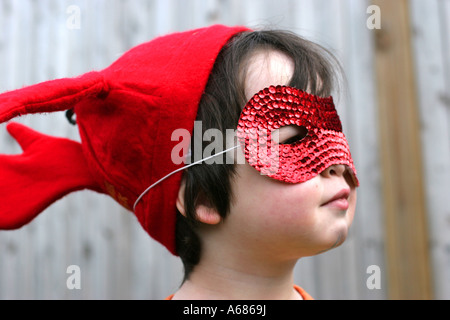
[175,29,344,282]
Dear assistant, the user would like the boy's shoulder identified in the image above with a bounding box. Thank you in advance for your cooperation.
[164,285,314,300]
[294,285,314,300]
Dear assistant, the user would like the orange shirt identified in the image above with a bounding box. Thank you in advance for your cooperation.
[165,285,313,300]
[293,285,314,300]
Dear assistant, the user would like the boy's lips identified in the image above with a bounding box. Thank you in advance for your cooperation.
[321,189,350,210]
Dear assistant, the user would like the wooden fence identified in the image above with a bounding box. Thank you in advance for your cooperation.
[0,0,448,299]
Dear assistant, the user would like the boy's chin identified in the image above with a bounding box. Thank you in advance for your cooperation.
[314,231,347,255]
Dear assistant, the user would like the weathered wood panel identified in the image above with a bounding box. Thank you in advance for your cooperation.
[410,0,450,300]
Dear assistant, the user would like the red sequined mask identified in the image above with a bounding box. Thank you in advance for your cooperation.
[237,85,359,186]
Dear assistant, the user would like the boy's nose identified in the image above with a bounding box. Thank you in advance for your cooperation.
[321,164,346,178]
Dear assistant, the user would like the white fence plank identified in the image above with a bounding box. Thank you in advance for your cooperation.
[410,0,450,300]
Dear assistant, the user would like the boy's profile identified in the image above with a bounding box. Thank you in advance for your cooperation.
[0,25,358,300]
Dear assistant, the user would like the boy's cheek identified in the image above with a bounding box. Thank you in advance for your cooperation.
[345,190,358,225]
[231,162,323,221]
[250,187,320,230]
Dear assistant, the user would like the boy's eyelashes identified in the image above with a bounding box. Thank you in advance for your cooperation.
[274,125,309,145]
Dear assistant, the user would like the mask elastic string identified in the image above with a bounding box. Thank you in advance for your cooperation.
[133,145,239,211]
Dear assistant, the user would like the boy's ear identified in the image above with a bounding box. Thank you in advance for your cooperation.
[176,178,221,225]
[195,204,222,225]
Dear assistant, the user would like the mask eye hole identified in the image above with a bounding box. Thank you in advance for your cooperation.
[273,125,309,145]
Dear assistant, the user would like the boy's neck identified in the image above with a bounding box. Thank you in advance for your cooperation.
[172,256,302,300]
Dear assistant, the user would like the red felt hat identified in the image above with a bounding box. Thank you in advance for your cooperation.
[0,24,249,255]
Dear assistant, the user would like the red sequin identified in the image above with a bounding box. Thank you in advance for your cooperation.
[237,86,359,186]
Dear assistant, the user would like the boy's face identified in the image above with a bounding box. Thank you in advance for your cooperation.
[226,50,357,259]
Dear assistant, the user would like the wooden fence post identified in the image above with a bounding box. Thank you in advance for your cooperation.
[372,0,433,299]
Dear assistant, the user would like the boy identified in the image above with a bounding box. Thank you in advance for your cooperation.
[171,29,358,299]
[0,25,358,300]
